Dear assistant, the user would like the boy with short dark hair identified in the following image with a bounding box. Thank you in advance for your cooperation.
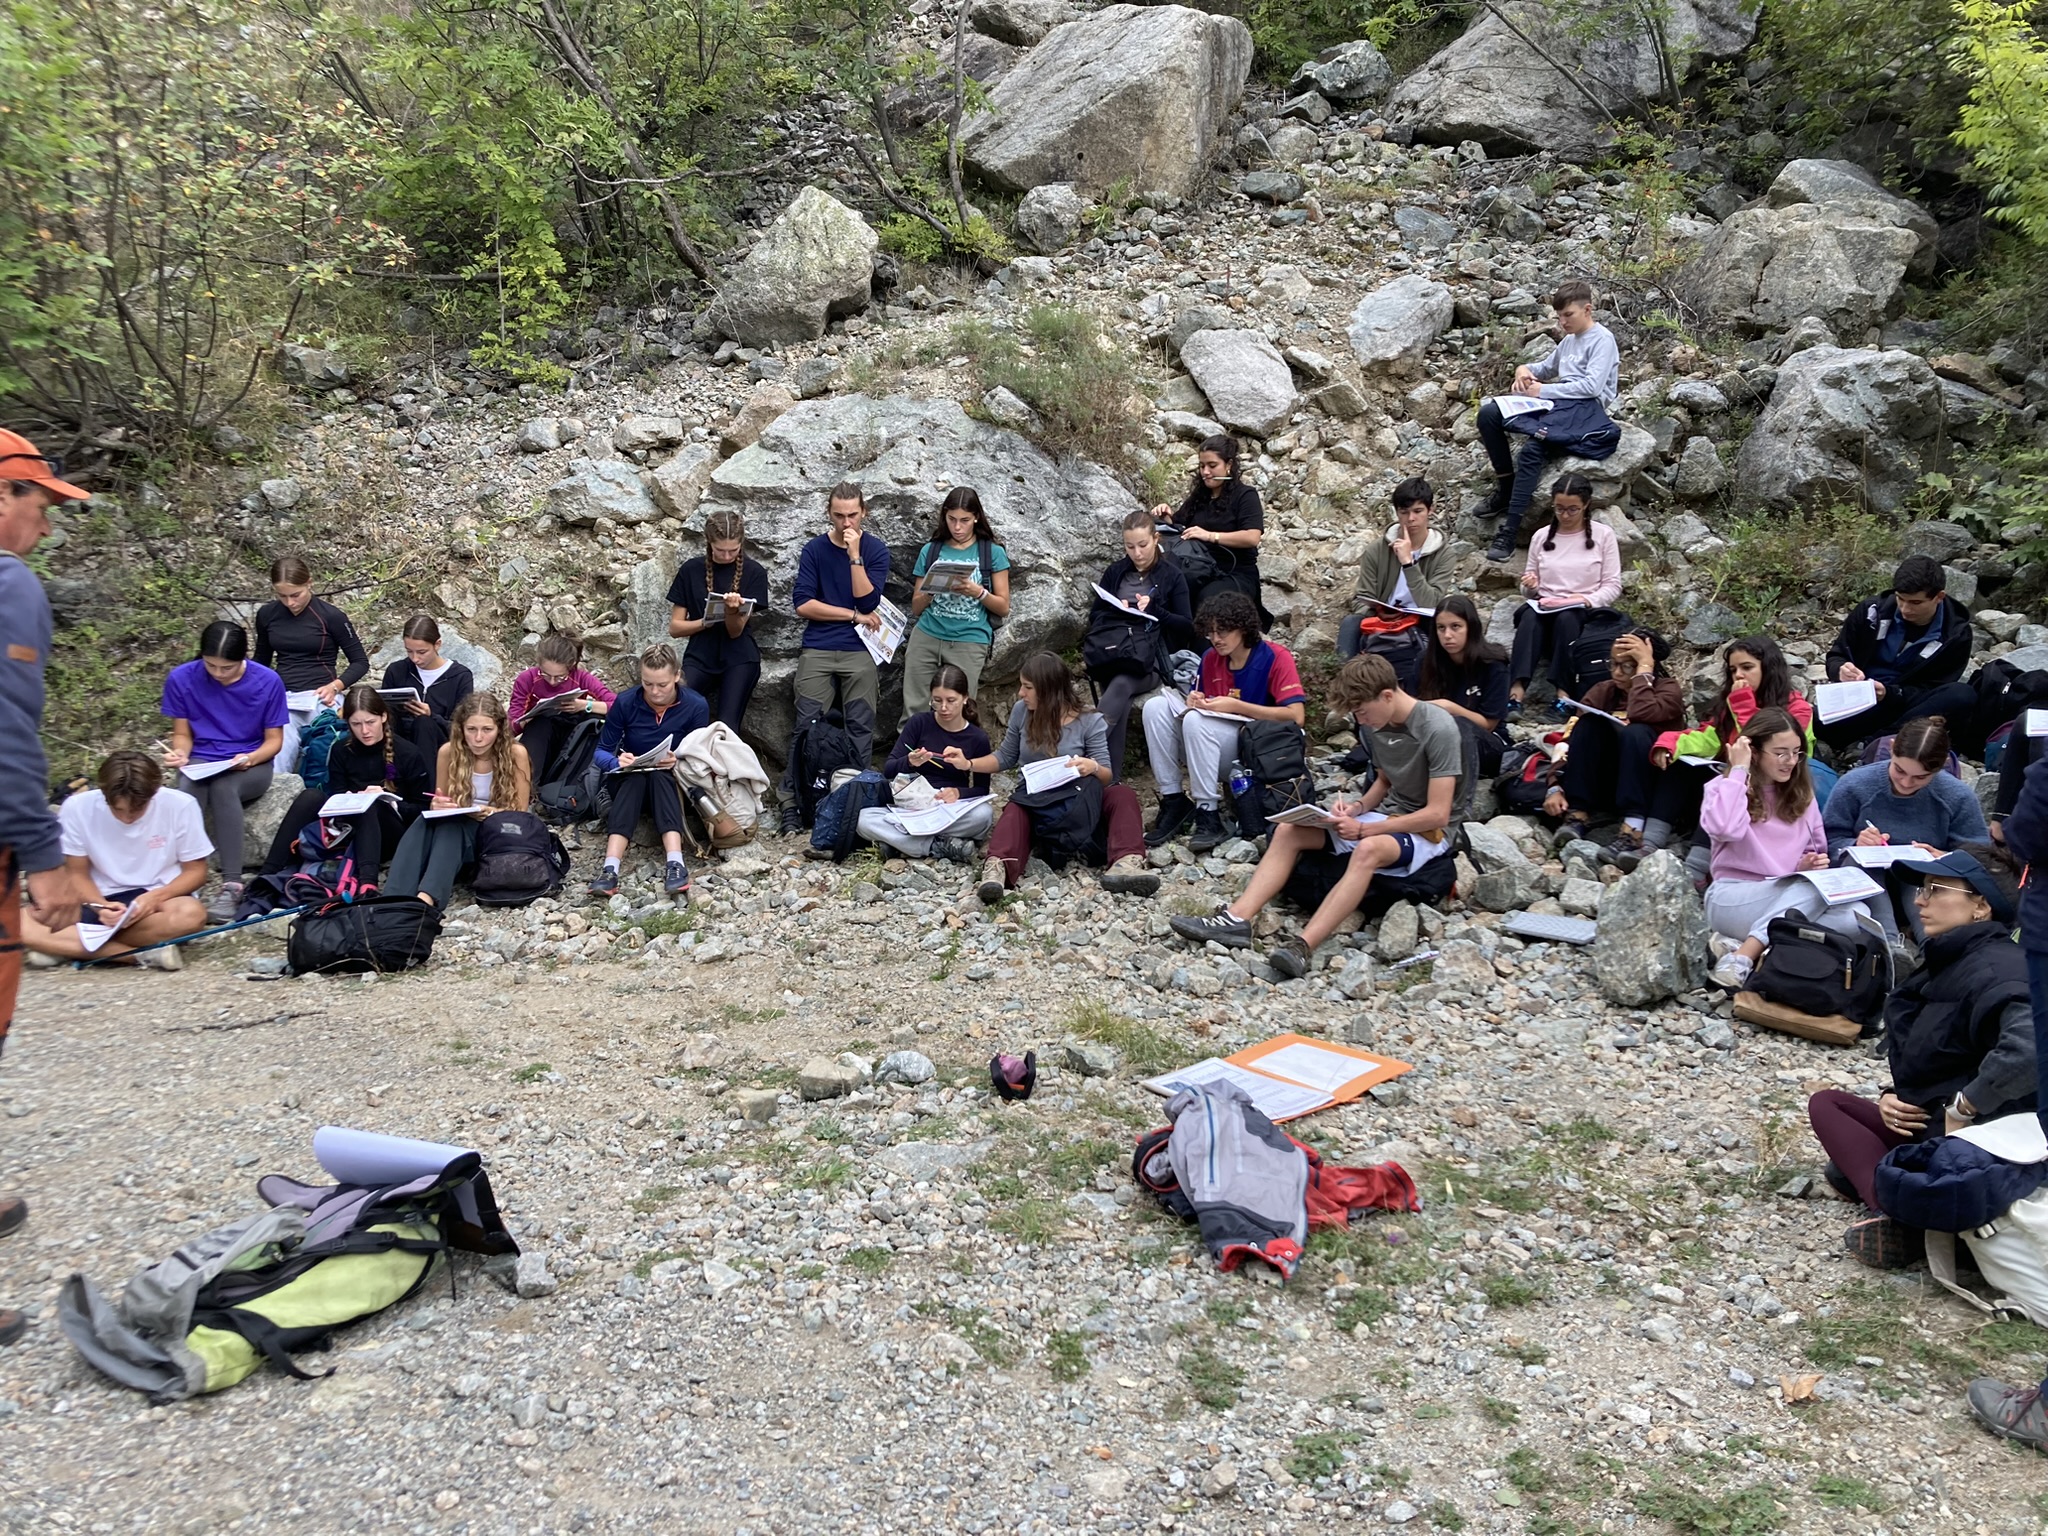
[1339,476,1450,686]
[782,482,891,831]
[1819,554,1977,750]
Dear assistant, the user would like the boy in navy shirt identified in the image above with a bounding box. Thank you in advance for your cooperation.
[782,482,890,830]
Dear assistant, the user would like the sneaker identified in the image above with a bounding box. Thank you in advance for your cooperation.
[1820,1161,1859,1202]
[206,882,243,923]
[1485,532,1516,563]
[1168,908,1253,949]
[1844,1214,1924,1269]
[0,1308,23,1348]
[1504,697,1524,721]
[664,858,692,897]
[1100,855,1160,897]
[0,1195,25,1239]
[1144,792,1195,848]
[1268,935,1314,979]
[138,946,184,973]
[1598,826,1646,871]
[1708,951,1753,991]
[1187,805,1230,855]
[977,856,1008,905]
[1707,932,1739,962]
[587,865,621,898]
[1968,1380,2048,1452]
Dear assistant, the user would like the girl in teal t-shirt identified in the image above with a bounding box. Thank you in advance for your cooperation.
[905,486,1011,712]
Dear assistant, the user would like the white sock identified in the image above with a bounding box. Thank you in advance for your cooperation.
[1623,816,1644,832]
[604,857,620,872]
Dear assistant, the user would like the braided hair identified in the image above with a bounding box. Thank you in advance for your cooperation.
[1540,472,1598,552]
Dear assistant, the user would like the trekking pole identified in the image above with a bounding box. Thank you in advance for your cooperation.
[71,908,308,969]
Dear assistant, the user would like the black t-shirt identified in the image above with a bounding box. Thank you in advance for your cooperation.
[1175,480,1264,576]
[1424,655,1511,740]
[324,733,432,805]
[667,556,771,668]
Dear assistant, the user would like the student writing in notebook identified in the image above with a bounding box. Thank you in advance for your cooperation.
[161,621,288,920]
[509,633,616,785]
[587,643,709,900]
[379,614,473,758]
[857,665,993,864]
[1822,716,1984,862]
[1701,709,1871,992]
[1819,555,1977,751]
[1506,474,1621,713]
[667,510,769,732]
[383,694,532,910]
[20,752,209,969]
[257,686,432,890]
[1084,510,1198,784]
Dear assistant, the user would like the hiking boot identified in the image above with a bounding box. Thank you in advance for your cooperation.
[1478,473,1514,521]
[137,946,183,972]
[1100,855,1160,898]
[0,1195,25,1239]
[664,858,692,897]
[1485,531,1517,564]
[206,882,243,923]
[977,857,1009,905]
[1144,792,1194,848]
[1168,908,1253,949]
[1598,825,1645,871]
[1844,1214,1924,1269]
[1187,805,1230,855]
[928,837,974,866]
[0,1309,23,1348]
[779,803,803,836]
[1708,951,1753,991]
[1969,1379,2048,1451]
[1268,935,1314,980]
[587,865,621,899]
[1821,1161,1859,1202]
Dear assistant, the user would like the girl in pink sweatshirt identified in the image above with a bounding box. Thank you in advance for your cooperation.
[1701,706,1871,990]
[508,634,617,783]
[1507,474,1623,710]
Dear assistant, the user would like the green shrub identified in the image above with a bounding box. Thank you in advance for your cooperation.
[1700,505,1902,633]
[959,306,1148,469]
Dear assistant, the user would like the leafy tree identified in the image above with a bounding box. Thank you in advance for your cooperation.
[1951,0,2048,243]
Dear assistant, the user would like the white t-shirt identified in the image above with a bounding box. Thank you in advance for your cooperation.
[416,660,454,690]
[59,788,213,894]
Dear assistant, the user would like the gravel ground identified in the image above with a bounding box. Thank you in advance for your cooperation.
[5,831,2048,1536]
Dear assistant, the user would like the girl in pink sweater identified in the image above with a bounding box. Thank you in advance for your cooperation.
[508,634,617,783]
[1507,474,1623,711]
[1702,706,1871,989]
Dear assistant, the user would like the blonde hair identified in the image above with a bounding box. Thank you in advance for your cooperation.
[440,693,528,809]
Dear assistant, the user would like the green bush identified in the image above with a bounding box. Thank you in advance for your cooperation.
[961,306,1148,468]
[1700,505,1902,633]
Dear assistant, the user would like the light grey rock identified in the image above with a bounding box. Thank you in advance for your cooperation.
[239,771,307,878]
[1333,953,1378,1000]
[734,1088,779,1125]
[1681,602,1747,647]
[1374,902,1419,961]
[1063,1042,1118,1077]
[1014,181,1087,253]
[1167,304,1238,355]
[1386,0,1756,154]
[516,418,563,453]
[514,1252,557,1299]
[1591,850,1709,1006]
[1941,565,1979,608]
[1239,170,1304,204]
[1673,436,1727,500]
[1679,161,1935,339]
[1668,380,1729,413]
[1159,409,1227,441]
[547,457,661,526]
[613,413,688,453]
[875,1049,938,1086]
[1288,39,1393,103]
[799,1056,864,1100]
[1347,276,1455,374]
[1430,940,1497,993]
[1394,205,1459,250]
[961,4,1255,201]
[702,1259,746,1297]
[793,355,844,399]
[981,385,1042,430]
[1178,329,1297,437]
[968,0,1077,47]
[873,1139,997,1178]
[1278,90,1331,125]
[704,187,878,346]
[1662,510,1722,556]
[276,343,349,391]
[259,478,303,512]
[1558,878,1603,917]
[647,443,719,519]
[1734,347,1944,514]
[369,624,505,695]
[1264,123,1319,167]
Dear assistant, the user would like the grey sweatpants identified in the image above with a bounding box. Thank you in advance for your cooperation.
[178,762,274,882]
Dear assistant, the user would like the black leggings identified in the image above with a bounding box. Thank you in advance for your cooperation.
[1510,605,1589,692]
[1813,680,1981,752]
[684,655,761,734]
[605,770,686,839]
[261,789,406,878]
[1093,669,1156,784]
[386,815,479,908]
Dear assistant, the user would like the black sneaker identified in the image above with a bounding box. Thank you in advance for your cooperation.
[1144,792,1194,848]
[1168,908,1253,949]
[1187,806,1230,854]
[780,803,803,836]
[1485,532,1516,563]
[664,858,692,897]
[1268,935,1314,979]
[1478,474,1514,521]
[928,836,973,865]
[587,865,621,898]
[0,1195,24,1240]
[1969,1380,2048,1452]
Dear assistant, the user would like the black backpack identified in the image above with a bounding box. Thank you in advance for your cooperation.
[287,895,442,975]
[792,710,865,829]
[1494,742,1551,812]
[536,716,611,828]
[1016,775,1105,868]
[1082,610,1166,681]
[1750,913,1890,1029]
[470,811,570,906]
[1230,720,1315,839]
[1966,658,2048,754]
[1162,527,1225,590]
[1562,607,1633,695]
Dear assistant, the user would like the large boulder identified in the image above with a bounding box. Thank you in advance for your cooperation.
[241,772,307,879]
[1288,40,1393,103]
[1178,329,1297,437]
[703,187,878,347]
[1347,276,1455,375]
[368,624,507,696]
[886,32,1020,134]
[1678,160,1936,339]
[1733,347,1944,514]
[275,344,349,392]
[546,458,661,527]
[1385,0,1756,155]
[961,4,1254,201]
[1591,850,1710,1006]
[643,394,1142,750]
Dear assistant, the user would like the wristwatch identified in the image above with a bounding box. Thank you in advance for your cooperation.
[1950,1095,1978,1122]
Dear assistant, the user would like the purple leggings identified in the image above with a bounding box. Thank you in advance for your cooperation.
[1807,1089,1920,1211]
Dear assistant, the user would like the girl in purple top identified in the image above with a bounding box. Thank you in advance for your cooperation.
[856,665,993,863]
[161,621,288,918]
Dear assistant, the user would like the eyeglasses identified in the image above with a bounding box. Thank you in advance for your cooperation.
[1916,880,1976,901]
[1759,746,1803,762]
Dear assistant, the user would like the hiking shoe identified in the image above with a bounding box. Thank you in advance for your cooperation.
[779,803,803,836]
[1708,951,1753,991]
[1187,806,1230,855]
[1485,532,1517,563]
[1100,855,1160,898]
[1478,474,1514,521]
[1969,1380,2048,1451]
[664,858,692,897]
[1268,935,1313,979]
[138,946,184,972]
[206,883,243,923]
[587,866,621,899]
[0,1309,23,1348]
[1168,908,1253,949]
[0,1196,24,1239]
[977,857,1008,905]
[1144,792,1195,848]
[1844,1214,1924,1269]
[1599,826,1646,871]
[928,836,974,866]
[1504,697,1524,721]
[1821,1161,1859,1202]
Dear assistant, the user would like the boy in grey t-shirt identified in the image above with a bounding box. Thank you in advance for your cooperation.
[1169,654,1463,979]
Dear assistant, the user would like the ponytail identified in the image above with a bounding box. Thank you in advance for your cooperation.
[931,663,978,725]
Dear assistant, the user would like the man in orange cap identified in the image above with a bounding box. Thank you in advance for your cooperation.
[0,429,91,1347]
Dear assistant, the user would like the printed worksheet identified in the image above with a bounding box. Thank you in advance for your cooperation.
[1489,394,1555,419]
[1091,584,1158,621]
[1798,865,1884,905]
[1815,680,1878,723]
[1018,758,1080,795]
[859,597,909,666]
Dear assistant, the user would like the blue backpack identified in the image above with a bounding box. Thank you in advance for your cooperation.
[811,771,892,863]
[295,711,347,792]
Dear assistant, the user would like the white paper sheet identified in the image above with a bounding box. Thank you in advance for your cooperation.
[892,798,984,836]
[1140,1058,1332,1122]
[313,1125,477,1186]
[1798,866,1884,905]
[1361,597,1434,619]
[1560,698,1625,727]
[178,758,238,782]
[524,689,587,717]
[1845,843,1938,868]
[421,804,478,819]
[616,735,675,771]
[1019,757,1080,795]
[1266,804,1343,828]
[859,597,909,667]
[1534,598,1588,612]
[75,902,144,954]
[1815,680,1879,724]
[1676,755,1724,770]
[319,789,398,817]
[286,689,325,714]
[2027,707,2048,738]
[1091,584,1159,621]
[1245,1041,1375,1096]
[376,687,421,704]
[919,563,975,594]
[1489,394,1555,419]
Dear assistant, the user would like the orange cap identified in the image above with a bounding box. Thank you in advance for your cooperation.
[0,429,88,500]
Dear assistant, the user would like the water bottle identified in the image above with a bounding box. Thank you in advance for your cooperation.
[1228,767,1254,801]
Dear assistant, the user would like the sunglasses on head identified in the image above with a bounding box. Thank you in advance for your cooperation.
[1,452,64,478]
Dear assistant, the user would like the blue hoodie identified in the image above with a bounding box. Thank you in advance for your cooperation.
[0,552,61,873]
